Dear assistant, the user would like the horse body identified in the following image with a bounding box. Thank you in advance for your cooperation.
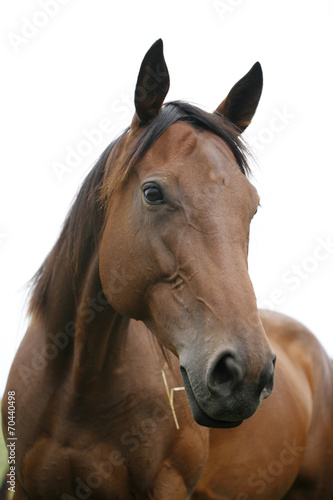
[4,308,333,499]
[2,40,333,499]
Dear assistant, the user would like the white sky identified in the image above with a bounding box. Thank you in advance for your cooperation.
[1,0,333,396]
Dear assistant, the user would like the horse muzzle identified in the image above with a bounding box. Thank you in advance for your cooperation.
[180,349,276,428]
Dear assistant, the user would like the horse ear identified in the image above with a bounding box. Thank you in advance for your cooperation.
[214,62,263,132]
[134,39,170,125]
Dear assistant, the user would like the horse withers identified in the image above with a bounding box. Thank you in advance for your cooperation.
[2,39,333,499]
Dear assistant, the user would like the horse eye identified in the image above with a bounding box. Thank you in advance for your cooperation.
[143,185,165,204]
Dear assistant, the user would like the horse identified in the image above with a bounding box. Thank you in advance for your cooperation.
[2,39,333,500]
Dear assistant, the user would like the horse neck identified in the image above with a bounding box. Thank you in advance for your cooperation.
[39,242,129,391]
[71,250,130,389]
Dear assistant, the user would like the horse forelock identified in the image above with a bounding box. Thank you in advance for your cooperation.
[29,101,251,318]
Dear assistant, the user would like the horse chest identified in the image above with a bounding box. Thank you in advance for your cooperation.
[18,343,208,499]
[21,423,207,500]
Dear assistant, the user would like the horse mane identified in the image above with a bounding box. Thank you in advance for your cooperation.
[28,136,125,318]
[29,101,250,318]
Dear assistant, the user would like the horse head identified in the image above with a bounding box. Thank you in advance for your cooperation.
[99,40,276,428]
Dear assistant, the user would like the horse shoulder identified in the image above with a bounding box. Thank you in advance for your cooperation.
[259,309,333,385]
[259,309,333,497]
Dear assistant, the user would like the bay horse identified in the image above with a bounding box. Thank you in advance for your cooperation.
[2,39,333,499]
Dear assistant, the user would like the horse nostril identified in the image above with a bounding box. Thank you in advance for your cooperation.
[208,352,245,396]
[260,354,276,400]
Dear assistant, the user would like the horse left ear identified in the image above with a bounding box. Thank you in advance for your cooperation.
[134,39,170,126]
[214,62,263,132]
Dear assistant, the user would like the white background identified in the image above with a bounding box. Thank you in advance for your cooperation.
[1,0,332,396]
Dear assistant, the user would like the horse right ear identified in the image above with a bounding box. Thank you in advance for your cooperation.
[134,39,170,126]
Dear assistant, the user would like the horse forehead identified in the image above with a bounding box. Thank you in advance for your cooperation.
[152,124,258,206]
[143,122,238,178]
[145,122,200,163]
